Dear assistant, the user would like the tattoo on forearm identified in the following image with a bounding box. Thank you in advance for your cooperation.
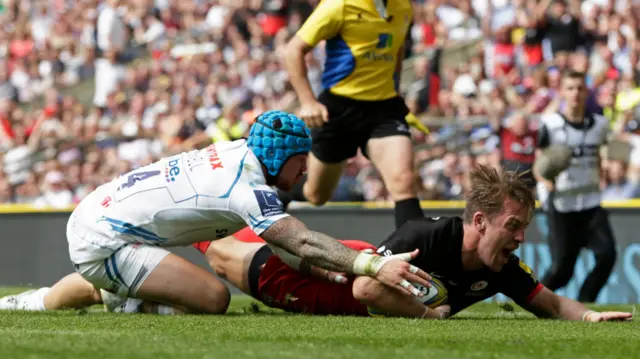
[261,217,359,273]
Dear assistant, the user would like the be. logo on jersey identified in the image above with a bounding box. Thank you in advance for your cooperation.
[165,159,181,183]
[205,144,224,170]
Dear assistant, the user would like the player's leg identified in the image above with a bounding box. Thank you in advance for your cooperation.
[579,207,617,302]
[204,236,267,295]
[77,244,230,314]
[278,93,362,207]
[129,247,231,314]
[301,154,347,205]
[0,273,102,311]
[540,209,582,291]
[44,273,102,310]
[365,104,423,228]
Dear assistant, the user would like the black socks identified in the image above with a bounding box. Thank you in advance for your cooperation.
[394,198,423,229]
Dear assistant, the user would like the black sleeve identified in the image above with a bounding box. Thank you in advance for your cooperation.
[496,255,543,306]
[537,123,550,149]
[376,217,458,268]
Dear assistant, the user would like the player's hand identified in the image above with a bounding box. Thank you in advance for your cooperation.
[583,311,633,322]
[541,179,554,192]
[427,305,451,320]
[298,100,328,128]
[309,266,348,284]
[374,249,433,297]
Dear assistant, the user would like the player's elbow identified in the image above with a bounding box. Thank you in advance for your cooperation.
[282,36,308,63]
[352,276,383,305]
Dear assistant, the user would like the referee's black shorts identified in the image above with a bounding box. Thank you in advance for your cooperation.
[312,91,411,164]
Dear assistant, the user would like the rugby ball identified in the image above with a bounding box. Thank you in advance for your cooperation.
[366,276,448,317]
[414,277,448,308]
[533,144,573,181]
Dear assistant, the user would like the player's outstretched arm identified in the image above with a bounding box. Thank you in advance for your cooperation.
[525,286,633,322]
[260,216,433,297]
[352,276,449,320]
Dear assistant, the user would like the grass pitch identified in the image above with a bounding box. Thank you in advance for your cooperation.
[0,287,638,359]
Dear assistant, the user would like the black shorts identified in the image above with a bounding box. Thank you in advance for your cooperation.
[312,91,411,163]
[248,245,273,299]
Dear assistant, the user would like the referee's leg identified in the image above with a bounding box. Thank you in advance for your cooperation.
[540,209,582,291]
[579,207,617,302]
[366,125,423,229]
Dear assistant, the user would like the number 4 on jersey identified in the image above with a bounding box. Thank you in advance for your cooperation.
[118,171,161,191]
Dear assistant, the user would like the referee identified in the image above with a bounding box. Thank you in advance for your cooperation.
[534,70,616,303]
[280,0,425,229]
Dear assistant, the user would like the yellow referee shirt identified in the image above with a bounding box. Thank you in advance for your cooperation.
[297,0,413,101]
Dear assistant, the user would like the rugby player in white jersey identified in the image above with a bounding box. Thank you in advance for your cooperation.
[0,110,430,314]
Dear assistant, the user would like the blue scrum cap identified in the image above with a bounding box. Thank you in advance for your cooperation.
[246,110,312,176]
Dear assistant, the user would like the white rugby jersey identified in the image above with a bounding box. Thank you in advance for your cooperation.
[69,140,288,263]
[536,112,609,213]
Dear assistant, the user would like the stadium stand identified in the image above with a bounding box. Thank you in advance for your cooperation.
[2,0,640,207]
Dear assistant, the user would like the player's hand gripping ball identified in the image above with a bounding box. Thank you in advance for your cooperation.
[413,277,448,308]
[367,276,448,318]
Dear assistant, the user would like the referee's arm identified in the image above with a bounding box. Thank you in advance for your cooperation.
[283,0,343,122]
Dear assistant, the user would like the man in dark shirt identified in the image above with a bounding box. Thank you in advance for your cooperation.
[352,164,632,321]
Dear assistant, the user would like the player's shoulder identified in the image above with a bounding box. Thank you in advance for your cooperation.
[539,112,564,128]
[399,216,463,238]
[591,113,609,129]
[313,0,346,12]
[503,253,536,276]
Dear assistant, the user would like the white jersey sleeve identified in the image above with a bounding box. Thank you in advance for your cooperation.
[229,183,290,235]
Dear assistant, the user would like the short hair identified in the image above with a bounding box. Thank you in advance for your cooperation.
[562,70,585,82]
[462,164,536,224]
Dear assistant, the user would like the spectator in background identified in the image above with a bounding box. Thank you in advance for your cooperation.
[7,0,640,207]
[94,0,128,110]
[602,159,639,201]
[491,111,538,189]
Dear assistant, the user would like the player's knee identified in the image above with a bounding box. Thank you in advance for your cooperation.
[385,169,417,197]
[303,184,331,206]
[352,276,383,304]
[594,248,617,269]
[200,282,231,314]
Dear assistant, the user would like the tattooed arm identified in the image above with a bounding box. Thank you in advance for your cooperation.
[261,216,359,273]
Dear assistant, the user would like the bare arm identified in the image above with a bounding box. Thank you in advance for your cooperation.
[522,287,632,321]
[260,216,359,273]
[282,36,317,104]
[522,287,588,320]
[352,276,448,319]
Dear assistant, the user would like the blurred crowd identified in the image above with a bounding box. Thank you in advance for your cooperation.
[3,0,640,207]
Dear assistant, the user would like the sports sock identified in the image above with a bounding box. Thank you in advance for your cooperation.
[25,287,50,311]
[141,301,181,315]
[394,198,423,229]
[157,305,179,315]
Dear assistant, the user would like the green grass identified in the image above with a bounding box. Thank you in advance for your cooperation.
[0,288,638,359]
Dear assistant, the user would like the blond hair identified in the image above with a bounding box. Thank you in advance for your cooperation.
[462,164,536,224]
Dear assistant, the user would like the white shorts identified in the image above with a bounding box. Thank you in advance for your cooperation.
[67,205,170,297]
[73,243,170,297]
